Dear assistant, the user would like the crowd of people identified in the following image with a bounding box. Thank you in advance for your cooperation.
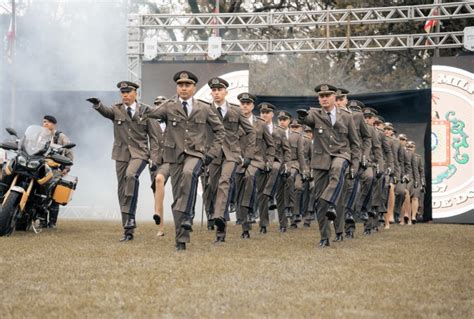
[86,72,426,250]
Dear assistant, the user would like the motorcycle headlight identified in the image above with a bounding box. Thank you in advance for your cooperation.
[17,155,27,167]
[27,160,41,169]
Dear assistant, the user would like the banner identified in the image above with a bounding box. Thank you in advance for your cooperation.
[431,56,474,224]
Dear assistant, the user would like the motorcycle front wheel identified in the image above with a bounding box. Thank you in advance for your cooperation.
[0,191,21,236]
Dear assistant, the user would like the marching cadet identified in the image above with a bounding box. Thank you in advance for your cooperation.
[404,140,421,225]
[302,125,313,227]
[235,93,275,239]
[389,128,408,224]
[274,111,294,232]
[144,71,225,250]
[42,115,74,229]
[149,96,170,237]
[297,84,361,248]
[396,133,413,225]
[258,103,291,234]
[287,120,308,228]
[336,99,372,240]
[383,122,401,229]
[204,77,256,243]
[373,115,394,230]
[86,81,152,242]
[358,109,384,235]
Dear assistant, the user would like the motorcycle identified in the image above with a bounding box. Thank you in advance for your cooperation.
[0,125,77,236]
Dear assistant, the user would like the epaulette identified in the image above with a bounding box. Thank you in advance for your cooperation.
[277,125,285,130]
[256,116,266,122]
[139,102,151,108]
[340,108,351,114]
[303,135,311,140]
[229,102,240,108]
[197,99,211,106]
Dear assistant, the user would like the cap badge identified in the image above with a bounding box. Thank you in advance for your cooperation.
[211,78,220,85]
[180,72,189,79]
[321,85,329,91]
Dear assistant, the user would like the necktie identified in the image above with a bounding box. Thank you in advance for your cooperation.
[327,112,332,126]
[127,107,133,119]
[217,106,223,119]
[182,101,188,116]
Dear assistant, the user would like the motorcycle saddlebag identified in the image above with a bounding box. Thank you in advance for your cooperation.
[53,175,78,205]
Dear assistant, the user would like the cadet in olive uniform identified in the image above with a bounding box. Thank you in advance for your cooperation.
[144,71,225,250]
[149,96,170,237]
[297,84,361,248]
[359,108,384,235]
[396,134,413,225]
[259,103,291,233]
[287,120,309,228]
[402,140,420,225]
[235,93,275,239]
[333,99,372,240]
[301,125,313,227]
[383,122,401,228]
[205,77,256,243]
[86,81,152,242]
[373,115,394,229]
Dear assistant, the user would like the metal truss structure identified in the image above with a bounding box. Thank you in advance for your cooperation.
[127,1,474,83]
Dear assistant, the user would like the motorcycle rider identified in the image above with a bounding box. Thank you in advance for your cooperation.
[42,115,74,228]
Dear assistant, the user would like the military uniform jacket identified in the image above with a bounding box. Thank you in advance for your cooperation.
[272,125,291,164]
[401,146,412,178]
[211,102,256,164]
[416,153,425,185]
[145,98,225,164]
[148,120,166,165]
[303,135,312,165]
[406,150,420,185]
[388,136,401,180]
[303,107,361,171]
[351,110,372,163]
[367,125,384,167]
[240,116,275,170]
[287,130,308,173]
[94,102,151,162]
[377,128,394,172]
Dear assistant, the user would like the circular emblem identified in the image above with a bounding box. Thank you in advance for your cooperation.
[336,89,342,95]
[321,85,329,91]
[431,64,473,221]
[180,72,189,79]
[242,93,249,99]
[120,82,128,88]
[211,78,220,85]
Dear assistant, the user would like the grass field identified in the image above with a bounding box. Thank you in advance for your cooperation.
[0,220,473,318]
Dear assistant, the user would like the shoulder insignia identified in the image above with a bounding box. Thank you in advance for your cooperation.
[197,99,211,106]
[341,108,351,114]
[256,116,265,122]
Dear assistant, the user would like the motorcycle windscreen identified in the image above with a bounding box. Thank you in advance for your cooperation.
[20,125,52,156]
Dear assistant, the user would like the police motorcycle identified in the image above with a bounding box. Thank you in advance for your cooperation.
[0,125,77,236]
